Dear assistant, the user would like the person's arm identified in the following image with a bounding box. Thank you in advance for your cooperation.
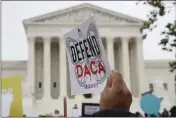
[92,70,133,117]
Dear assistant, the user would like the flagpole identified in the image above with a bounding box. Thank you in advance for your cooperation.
[64,97,67,117]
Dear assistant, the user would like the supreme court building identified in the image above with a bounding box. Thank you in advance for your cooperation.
[2,3,176,116]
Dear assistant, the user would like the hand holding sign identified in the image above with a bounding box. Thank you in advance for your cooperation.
[64,17,111,95]
[100,70,132,111]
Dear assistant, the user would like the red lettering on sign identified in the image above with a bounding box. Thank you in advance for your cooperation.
[98,61,105,74]
[90,60,97,74]
[75,60,105,78]
[76,64,83,78]
[84,64,91,77]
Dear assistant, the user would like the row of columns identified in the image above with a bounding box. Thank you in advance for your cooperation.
[107,37,131,91]
[28,36,68,100]
[103,36,148,95]
[27,36,148,101]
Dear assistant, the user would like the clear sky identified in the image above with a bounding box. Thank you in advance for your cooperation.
[2,1,175,61]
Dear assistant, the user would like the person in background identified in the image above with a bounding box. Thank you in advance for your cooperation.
[170,106,176,117]
[54,109,60,116]
[92,70,135,117]
[135,112,143,117]
[150,114,157,117]
[72,104,79,117]
[73,104,78,109]
[161,108,169,117]
[144,113,148,117]
[38,114,43,117]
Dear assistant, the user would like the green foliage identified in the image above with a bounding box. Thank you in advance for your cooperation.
[169,61,176,72]
[137,0,176,73]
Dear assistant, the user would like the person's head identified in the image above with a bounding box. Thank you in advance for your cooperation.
[170,106,176,116]
[170,106,176,113]
[150,114,156,117]
[38,114,42,117]
[54,109,60,114]
[74,104,78,109]
[144,113,148,117]
[135,112,140,116]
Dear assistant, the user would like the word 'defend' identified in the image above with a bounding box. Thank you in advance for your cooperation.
[70,36,100,63]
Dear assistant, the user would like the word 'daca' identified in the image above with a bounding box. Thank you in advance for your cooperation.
[76,60,105,78]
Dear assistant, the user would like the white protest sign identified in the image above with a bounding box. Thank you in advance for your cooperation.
[2,88,14,117]
[85,105,100,115]
[64,16,111,95]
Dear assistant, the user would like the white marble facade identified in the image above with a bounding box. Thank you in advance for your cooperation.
[1,3,175,116]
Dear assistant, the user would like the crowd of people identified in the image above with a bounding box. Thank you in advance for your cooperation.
[135,106,176,117]
[22,106,176,117]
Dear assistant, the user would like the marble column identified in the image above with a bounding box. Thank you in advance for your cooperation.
[59,37,67,97]
[43,37,51,99]
[121,37,131,91]
[135,37,149,95]
[107,37,115,69]
[27,36,35,105]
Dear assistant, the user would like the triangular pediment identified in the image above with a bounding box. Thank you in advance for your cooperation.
[23,3,145,24]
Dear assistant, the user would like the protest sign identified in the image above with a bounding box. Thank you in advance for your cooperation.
[140,93,163,116]
[82,103,100,117]
[1,76,23,117]
[64,16,111,95]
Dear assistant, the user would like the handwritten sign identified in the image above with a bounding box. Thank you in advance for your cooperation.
[2,88,14,117]
[82,103,100,117]
[1,76,23,117]
[64,17,111,95]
